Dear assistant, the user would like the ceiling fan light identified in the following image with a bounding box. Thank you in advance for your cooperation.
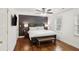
[36,8,53,14]
[41,13,47,16]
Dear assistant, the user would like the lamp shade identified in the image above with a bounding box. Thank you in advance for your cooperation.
[24,24,28,27]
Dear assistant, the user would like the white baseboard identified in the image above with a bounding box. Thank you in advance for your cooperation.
[18,36,24,38]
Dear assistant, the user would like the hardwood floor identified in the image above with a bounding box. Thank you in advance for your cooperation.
[14,37,79,51]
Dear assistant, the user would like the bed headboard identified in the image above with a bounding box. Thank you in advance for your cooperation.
[28,23,44,27]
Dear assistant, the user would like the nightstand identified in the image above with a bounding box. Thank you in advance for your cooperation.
[23,28,29,38]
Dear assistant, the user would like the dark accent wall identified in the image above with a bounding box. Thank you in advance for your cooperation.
[19,15,48,36]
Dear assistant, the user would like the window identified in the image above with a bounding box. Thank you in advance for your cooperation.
[74,14,79,35]
[55,16,62,31]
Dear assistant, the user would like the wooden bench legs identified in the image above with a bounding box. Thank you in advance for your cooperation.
[53,39,56,45]
[38,39,56,46]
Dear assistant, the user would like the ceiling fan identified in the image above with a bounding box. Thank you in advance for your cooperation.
[36,8,53,14]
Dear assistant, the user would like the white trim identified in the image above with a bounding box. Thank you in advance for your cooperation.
[18,36,24,38]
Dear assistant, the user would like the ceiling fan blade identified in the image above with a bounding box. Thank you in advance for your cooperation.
[36,9,42,12]
[47,12,53,14]
[47,9,52,11]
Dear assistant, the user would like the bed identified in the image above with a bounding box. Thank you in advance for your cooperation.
[28,29,56,39]
[28,23,57,45]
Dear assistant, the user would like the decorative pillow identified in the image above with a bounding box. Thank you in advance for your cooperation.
[29,26,44,30]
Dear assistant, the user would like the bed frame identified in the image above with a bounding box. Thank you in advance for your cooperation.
[28,23,57,45]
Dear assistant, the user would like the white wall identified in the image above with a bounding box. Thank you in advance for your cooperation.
[7,9,18,51]
[49,9,79,48]
[0,8,18,51]
[0,9,8,51]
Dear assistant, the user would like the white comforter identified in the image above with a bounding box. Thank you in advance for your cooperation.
[28,30,56,40]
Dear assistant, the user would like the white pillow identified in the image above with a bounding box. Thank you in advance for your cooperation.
[29,26,44,30]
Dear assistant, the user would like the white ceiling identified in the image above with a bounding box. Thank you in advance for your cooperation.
[14,8,71,14]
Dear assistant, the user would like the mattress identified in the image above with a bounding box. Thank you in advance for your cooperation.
[28,30,56,40]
